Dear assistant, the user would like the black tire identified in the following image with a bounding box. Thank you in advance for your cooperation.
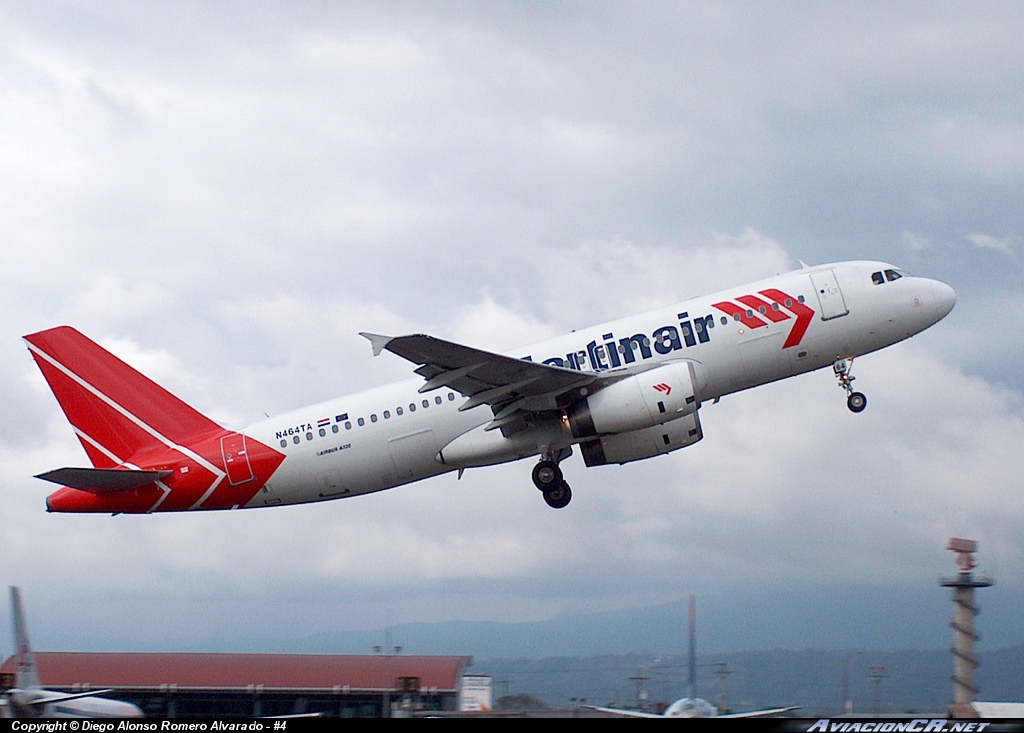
[543,482,572,509]
[847,392,867,413]
[532,460,562,490]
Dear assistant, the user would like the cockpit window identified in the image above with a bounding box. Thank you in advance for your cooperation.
[884,269,903,282]
[871,271,884,285]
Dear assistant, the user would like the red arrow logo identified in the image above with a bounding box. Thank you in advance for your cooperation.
[758,288,814,348]
[713,289,814,349]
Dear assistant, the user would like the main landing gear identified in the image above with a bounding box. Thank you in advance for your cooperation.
[532,451,572,509]
[834,357,867,413]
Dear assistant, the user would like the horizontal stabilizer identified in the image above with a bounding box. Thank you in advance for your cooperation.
[34,467,173,493]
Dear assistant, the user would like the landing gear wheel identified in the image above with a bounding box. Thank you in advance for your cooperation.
[543,481,572,509]
[532,460,562,490]
[834,357,867,413]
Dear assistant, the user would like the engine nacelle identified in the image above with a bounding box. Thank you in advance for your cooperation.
[578,411,703,466]
[567,361,702,438]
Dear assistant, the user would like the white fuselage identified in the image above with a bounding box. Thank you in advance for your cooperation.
[242,261,954,508]
[45,696,144,718]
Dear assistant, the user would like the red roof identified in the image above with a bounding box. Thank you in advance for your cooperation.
[0,653,469,692]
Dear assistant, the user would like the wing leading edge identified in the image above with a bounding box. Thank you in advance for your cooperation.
[360,332,607,433]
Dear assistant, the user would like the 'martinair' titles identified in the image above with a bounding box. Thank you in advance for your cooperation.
[530,311,717,372]
[524,289,813,371]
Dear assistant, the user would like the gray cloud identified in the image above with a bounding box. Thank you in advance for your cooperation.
[0,2,1021,655]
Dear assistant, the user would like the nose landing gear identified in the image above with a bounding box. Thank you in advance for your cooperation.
[834,357,867,413]
[533,449,572,509]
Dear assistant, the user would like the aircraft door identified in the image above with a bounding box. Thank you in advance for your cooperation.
[220,432,255,485]
[317,469,349,499]
[810,269,849,320]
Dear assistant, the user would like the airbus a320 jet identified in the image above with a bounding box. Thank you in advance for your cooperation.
[24,260,954,512]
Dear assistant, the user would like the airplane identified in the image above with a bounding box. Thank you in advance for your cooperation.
[2,587,144,717]
[24,260,955,512]
[587,698,800,718]
[584,594,799,718]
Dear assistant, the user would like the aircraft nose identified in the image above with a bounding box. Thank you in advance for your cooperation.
[932,280,956,321]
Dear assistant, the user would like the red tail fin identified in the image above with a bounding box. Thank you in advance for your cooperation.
[25,326,286,513]
[24,326,222,467]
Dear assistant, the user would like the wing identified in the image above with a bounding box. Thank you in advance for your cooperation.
[580,706,663,718]
[718,706,801,718]
[8,688,115,709]
[361,333,611,434]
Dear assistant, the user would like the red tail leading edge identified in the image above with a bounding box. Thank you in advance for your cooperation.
[24,326,285,513]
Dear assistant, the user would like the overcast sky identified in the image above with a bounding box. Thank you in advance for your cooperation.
[1,2,1022,658]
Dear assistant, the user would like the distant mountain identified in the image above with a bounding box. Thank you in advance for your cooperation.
[186,596,1024,716]
[191,583,1023,660]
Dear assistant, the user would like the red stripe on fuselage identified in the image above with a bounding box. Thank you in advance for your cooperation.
[735,294,791,324]
[758,288,815,348]
[711,301,768,330]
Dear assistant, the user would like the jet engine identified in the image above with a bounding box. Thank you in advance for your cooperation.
[566,361,702,438]
[578,411,703,466]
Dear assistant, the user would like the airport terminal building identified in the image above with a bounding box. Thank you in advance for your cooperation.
[0,652,472,717]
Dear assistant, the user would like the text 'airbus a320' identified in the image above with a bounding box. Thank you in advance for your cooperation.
[25,260,954,513]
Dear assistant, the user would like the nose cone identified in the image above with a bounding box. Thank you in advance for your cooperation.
[932,280,956,321]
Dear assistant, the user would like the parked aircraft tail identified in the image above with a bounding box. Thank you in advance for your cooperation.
[10,587,40,691]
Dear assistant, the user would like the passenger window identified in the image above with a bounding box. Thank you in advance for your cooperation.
[332,425,339,433]
[720,316,728,325]
[884,269,902,282]
[370,414,377,423]
[733,313,741,322]
[319,428,326,437]
[345,421,352,430]
[396,406,403,416]
[293,436,300,444]
[872,271,885,285]
[280,439,287,448]
[409,403,415,412]
[448,393,455,401]
[357,417,365,427]
[435,396,442,405]
[798,295,805,302]
[422,400,429,408]
[305,432,313,441]
[771,303,780,310]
